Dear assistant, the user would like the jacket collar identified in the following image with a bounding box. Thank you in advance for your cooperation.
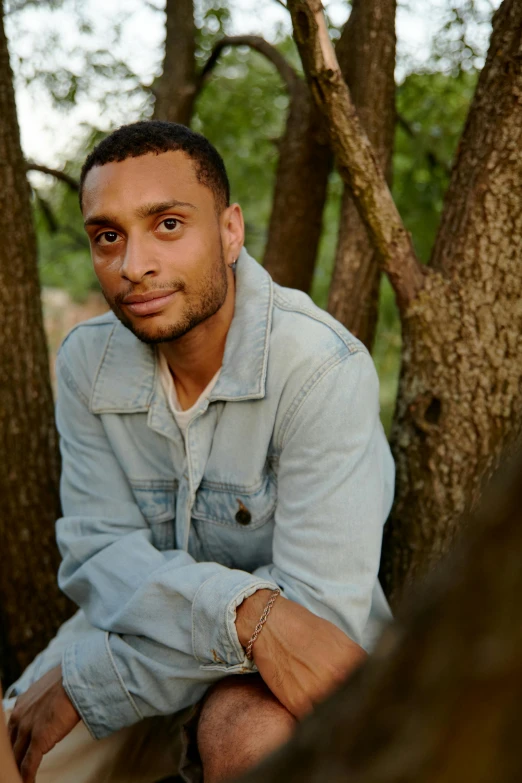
[90,248,273,414]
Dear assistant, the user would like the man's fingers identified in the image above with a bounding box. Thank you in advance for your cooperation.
[20,744,43,783]
[12,727,30,768]
[284,690,314,720]
[296,695,314,719]
[7,709,19,747]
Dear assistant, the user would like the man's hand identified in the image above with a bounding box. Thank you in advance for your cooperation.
[7,665,80,783]
[236,590,367,719]
[1,685,22,783]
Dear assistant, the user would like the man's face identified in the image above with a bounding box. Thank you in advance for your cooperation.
[82,150,241,344]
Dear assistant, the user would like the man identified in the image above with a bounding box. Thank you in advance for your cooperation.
[5,121,394,783]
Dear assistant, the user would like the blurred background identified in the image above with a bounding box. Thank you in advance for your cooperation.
[5,0,499,430]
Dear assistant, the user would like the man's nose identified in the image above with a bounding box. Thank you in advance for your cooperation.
[120,238,159,283]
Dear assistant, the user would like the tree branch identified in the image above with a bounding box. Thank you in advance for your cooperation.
[25,162,79,192]
[274,0,288,9]
[198,35,298,96]
[34,191,58,233]
[287,0,424,310]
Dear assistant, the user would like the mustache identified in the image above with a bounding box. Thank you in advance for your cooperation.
[113,281,186,307]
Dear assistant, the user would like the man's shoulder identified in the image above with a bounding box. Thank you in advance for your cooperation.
[58,311,117,357]
[56,311,118,387]
[270,283,367,369]
[267,283,377,451]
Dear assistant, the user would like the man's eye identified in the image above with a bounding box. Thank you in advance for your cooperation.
[158,218,179,232]
[96,231,119,245]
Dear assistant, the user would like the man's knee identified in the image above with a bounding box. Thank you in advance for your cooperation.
[197,676,295,781]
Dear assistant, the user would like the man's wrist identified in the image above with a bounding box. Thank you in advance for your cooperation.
[235,588,274,648]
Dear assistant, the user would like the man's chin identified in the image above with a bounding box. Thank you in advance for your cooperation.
[110,307,188,345]
[123,319,189,345]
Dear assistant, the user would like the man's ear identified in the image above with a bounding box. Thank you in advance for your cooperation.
[221,203,244,266]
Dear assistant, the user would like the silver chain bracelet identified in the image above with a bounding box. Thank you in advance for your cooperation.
[245,588,281,661]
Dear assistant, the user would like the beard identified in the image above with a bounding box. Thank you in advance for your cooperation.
[102,244,229,345]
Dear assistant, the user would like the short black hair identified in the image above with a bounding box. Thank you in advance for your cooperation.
[79,120,230,212]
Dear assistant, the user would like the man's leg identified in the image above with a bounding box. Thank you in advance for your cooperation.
[197,676,296,783]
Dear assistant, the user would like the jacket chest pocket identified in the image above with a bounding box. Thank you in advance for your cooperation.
[192,475,277,530]
[129,479,177,550]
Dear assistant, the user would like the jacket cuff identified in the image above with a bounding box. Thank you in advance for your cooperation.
[62,632,143,739]
[192,571,279,669]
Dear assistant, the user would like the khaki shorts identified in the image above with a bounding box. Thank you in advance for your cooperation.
[2,697,202,783]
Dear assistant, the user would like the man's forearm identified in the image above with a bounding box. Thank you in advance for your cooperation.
[236,588,367,718]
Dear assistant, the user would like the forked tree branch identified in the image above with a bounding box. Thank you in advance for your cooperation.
[25,162,79,192]
[287,0,424,309]
[198,35,298,96]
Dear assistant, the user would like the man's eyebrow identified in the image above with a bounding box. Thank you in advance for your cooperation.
[84,214,125,230]
[135,200,198,219]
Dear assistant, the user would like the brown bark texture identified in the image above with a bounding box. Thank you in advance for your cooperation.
[262,77,333,292]
[287,0,424,311]
[289,0,522,605]
[152,0,197,125]
[383,0,522,603]
[0,11,71,685]
[239,451,522,783]
[328,0,397,349]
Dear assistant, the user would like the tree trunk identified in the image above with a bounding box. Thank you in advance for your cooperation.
[327,0,396,349]
[262,79,332,292]
[152,0,197,126]
[240,450,522,783]
[287,0,423,310]
[263,5,399,297]
[383,0,522,603]
[0,10,71,685]
[288,0,522,605]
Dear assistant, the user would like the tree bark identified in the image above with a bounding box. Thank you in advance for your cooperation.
[0,9,71,685]
[327,0,396,349]
[287,0,424,310]
[240,450,522,783]
[152,0,197,126]
[383,0,522,603]
[262,78,332,292]
[289,0,522,606]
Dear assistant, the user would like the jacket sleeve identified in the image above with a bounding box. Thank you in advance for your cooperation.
[253,348,395,647]
[54,349,277,739]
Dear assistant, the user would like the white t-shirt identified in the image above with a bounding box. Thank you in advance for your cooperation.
[157,349,220,435]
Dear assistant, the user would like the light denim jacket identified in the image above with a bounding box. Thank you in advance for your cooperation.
[34,249,394,738]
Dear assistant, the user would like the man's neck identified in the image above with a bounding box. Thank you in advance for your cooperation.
[157,270,235,410]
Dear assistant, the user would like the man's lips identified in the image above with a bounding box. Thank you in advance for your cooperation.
[122,289,179,316]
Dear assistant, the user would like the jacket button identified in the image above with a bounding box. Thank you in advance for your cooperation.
[235,499,252,526]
